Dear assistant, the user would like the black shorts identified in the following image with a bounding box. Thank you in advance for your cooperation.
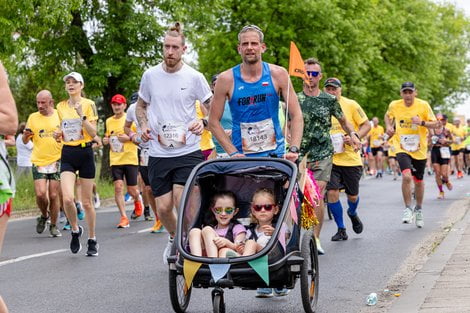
[371,147,383,156]
[326,165,363,196]
[431,146,450,165]
[111,165,138,185]
[451,148,464,156]
[139,165,150,186]
[148,150,204,197]
[396,153,426,180]
[60,145,95,179]
[383,150,389,157]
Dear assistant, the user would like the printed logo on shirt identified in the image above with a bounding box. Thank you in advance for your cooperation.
[262,82,269,86]
[237,93,267,106]
[238,86,245,90]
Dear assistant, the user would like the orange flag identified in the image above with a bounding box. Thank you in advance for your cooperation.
[288,41,309,85]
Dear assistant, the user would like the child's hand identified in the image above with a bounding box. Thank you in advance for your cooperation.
[235,243,245,254]
[260,225,275,236]
[213,237,227,248]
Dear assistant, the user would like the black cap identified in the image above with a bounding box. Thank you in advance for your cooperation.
[324,77,341,88]
[211,74,218,84]
[401,82,415,92]
[130,92,139,104]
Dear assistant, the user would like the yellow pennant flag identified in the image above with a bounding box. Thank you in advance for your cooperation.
[183,259,203,289]
[288,41,309,85]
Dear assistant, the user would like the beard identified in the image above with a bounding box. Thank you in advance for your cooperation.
[242,54,260,64]
[164,56,181,69]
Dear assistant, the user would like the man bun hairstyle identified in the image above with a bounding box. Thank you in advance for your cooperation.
[166,22,185,45]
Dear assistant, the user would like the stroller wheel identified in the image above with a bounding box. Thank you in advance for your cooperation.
[212,288,225,313]
[300,229,319,313]
[169,269,192,313]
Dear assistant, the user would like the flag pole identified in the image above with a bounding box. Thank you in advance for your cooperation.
[283,78,290,160]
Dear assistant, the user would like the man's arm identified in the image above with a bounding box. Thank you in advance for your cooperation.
[135,97,152,142]
[0,63,17,135]
[384,110,395,136]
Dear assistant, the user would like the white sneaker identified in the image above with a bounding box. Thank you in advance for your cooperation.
[402,207,414,224]
[94,193,101,209]
[315,237,325,255]
[415,209,424,228]
[163,236,174,265]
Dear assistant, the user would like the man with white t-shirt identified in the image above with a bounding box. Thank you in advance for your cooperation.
[136,23,212,264]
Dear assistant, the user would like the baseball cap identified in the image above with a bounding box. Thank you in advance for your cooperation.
[129,92,139,104]
[63,72,84,84]
[111,94,127,104]
[324,77,341,88]
[211,74,218,84]
[400,81,415,91]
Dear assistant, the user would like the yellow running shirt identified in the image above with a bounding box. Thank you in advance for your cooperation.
[57,98,98,146]
[387,134,399,158]
[451,124,466,150]
[25,110,62,166]
[386,98,436,160]
[330,96,369,167]
[196,100,214,151]
[105,114,138,166]
[369,125,385,148]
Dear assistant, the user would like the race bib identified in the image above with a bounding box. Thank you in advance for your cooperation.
[372,139,382,147]
[455,136,461,144]
[439,147,451,159]
[241,118,276,154]
[140,148,150,166]
[110,136,124,153]
[37,162,58,174]
[61,119,83,142]
[400,135,420,152]
[157,121,186,149]
[330,133,344,154]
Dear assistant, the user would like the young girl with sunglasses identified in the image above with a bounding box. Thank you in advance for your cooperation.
[188,191,246,257]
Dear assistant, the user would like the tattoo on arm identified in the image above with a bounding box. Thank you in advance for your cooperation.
[136,99,149,127]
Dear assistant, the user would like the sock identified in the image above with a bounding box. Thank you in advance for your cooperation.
[88,237,96,241]
[415,205,422,211]
[438,185,443,192]
[347,197,360,216]
[328,200,344,229]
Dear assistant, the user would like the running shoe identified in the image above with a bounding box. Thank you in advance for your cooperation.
[315,237,325,255]
[49,224,62,237]
[415,209,424,228]
[445,181,453,191]
[150,220,165,233]
[273,288,289,297]
[93,192,101,209]
[402,207,414,224]
[163,236,174,265]
[348,213,363,234]
[63,220,71,230]
[76,202,85,220]
[331,228,348,241]
[86,239,99,256]
[437,191,445,199]
[59,211,66,224]
[117,216,130,228]
[144,207,154,221]
[457,171,464,179]
[133,200,143,218]
[36,215,49,234]
[255,288,273,298]
[124,192,133,203]
[70,225,83,254]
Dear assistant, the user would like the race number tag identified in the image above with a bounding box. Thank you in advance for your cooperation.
[140,148,150,166]
[400,135,420,152]
[455,136,461,144]
[61,119,83,142]
[372,139,382,147]
[439,147,451,159]
[110,136,124,153]
[330,133,344,154]
[37,161,58,174]
[157,121,186,149]
[241,118,276,154]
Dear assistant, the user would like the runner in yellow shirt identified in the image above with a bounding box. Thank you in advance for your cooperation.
[24,90,62,237]
[367,117,385,178]
[55,71,99,256]
[103,94,143,228]
[384,82,440,228]
[324,78,371,242]
[450,118,466,179]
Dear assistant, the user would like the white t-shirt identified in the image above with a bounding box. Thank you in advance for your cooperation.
[16,135,33,167]
[138,63,212,157]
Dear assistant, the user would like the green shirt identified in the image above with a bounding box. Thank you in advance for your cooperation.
[298,91,344,162]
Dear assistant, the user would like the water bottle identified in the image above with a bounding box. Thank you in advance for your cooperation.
[366,293,378,306]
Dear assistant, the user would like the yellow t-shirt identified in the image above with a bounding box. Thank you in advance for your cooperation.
[387,134,399,158]
[196,100,214,151]
[451,125,466,150]
[26,110,62,166]
[330,96,369,166]
[105,114,138,166]
[57,98,98,146]
[369,125,385,148]
[386,98,436,160]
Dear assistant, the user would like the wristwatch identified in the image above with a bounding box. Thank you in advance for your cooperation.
[82,115,87,121]
[289,146,300,154]
[420,120,425,126]
[201,118,208,127]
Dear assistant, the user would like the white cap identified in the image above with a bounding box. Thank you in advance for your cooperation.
[63,72,84,84]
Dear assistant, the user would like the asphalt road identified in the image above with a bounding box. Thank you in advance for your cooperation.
[1,172,468,313]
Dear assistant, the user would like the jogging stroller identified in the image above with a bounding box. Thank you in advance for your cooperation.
[167,158,319,313]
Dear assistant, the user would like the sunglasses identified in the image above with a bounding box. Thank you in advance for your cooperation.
[212,207,235,215]
[252,204,276,212]
[307,71,320,77]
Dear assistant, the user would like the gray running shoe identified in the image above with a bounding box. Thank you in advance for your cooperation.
[36,215,49,234]
[402,207,414,224]
[49,224,62,237]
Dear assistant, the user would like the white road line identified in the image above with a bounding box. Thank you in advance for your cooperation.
[0,249,68,267]
[137,228,152,233]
